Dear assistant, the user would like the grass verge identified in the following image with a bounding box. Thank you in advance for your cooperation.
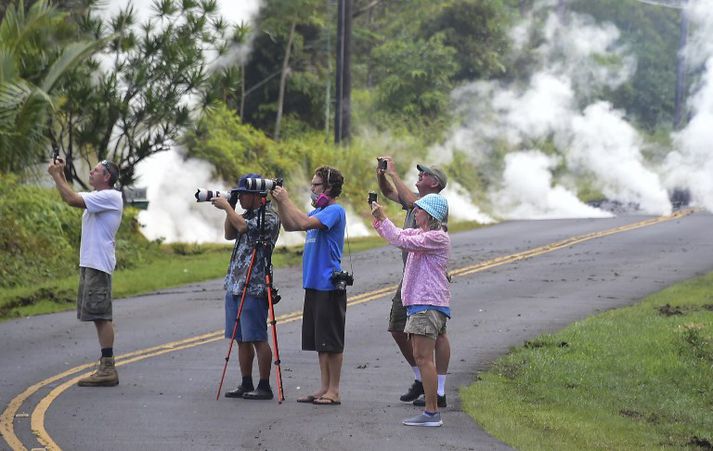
[0,234,392,321]
[462,272,713,450]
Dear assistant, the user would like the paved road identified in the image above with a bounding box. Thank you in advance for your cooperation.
[2,211,712,450]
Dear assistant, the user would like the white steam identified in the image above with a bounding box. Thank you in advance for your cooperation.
[664,0,713,211]
[435,4,673,219]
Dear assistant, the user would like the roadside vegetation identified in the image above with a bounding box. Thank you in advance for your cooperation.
[462,272,713,450]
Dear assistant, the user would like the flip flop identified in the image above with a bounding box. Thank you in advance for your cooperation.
[296,395,318,403]
[312,396,341,406]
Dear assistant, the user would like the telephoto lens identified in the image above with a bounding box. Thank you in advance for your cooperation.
[194,188,229,202]
[244,177,284,192]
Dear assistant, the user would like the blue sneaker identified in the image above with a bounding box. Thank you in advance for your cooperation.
[402,411,442,427]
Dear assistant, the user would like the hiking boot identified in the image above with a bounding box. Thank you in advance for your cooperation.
[402,411,442,427]
[78,357,119,387]
[399,380,424,402]
[413,394,447,408]
[225,384,253,398]
[242,387,274,400]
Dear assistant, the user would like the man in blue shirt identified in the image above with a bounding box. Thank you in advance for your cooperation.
[271,166,347,406]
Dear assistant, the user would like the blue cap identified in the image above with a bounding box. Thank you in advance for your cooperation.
[414,193,448,222]
[235,173,263,193]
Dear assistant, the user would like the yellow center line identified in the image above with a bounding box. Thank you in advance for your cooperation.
[1,208,694,450]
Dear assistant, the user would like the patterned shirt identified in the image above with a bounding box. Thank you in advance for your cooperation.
[373,218,450,308]
[224,202,281,298]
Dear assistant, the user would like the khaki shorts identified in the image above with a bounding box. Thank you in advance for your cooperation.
[404,310,447,340]
[77,267,113,321]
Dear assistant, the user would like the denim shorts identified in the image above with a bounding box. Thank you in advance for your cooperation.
[404,309,448,340]
[77,267,112,321]
[225,292,268,342]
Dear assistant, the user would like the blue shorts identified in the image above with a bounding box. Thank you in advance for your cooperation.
[224,292,268,342]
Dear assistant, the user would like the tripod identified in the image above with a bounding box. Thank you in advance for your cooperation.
[215,194,285,402]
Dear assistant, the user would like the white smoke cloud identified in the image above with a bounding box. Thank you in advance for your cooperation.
[433,4,672,219]
[664,0,713,211]
[491,151,612,220]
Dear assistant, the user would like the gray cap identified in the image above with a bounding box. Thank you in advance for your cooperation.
[416,164,447,190]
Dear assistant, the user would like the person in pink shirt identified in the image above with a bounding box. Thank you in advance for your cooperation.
[371,193,450,427]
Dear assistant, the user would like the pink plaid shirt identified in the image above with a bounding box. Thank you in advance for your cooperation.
[373,218,450,308]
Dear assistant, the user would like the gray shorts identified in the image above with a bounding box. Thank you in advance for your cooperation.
[77,267,113,321]
[404,310,447,340]
[387,280,408,333]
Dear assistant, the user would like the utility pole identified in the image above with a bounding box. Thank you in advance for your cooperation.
[334,0,352,144]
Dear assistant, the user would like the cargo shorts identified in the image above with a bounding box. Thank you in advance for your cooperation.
[77,267,113,321]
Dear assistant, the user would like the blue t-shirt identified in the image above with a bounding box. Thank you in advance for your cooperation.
[302,204,346,291]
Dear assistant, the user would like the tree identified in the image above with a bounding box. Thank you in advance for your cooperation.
[371,32,458,118]
[0,0,100,174]
[420,0,512,81]
[55,0,234,188]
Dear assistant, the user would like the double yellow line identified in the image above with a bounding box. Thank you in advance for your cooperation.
[0,209,693,450]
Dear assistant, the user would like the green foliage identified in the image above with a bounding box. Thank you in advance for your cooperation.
[463,272,713,450]
[569,0,681,131]
[371,33,458,119]
[0,172,158,289]
[421,0,513,81]
[182,103,300,181]
[51,0,235,189]
[0,0,101,174]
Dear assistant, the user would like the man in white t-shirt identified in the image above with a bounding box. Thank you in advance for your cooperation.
[49,158,123,387]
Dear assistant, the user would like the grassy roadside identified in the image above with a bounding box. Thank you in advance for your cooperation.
[0,220,481,321]
[462,272,713,450]
[0,234,393,321]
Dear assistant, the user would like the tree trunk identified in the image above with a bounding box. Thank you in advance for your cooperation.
[274,20,296,141]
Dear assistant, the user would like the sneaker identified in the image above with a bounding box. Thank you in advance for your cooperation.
[242,387,274,400]
[413,394,447,408]
[225,384,253,398]
[78,357,119,387]
[402,412,442,427]
[399,380,424,402]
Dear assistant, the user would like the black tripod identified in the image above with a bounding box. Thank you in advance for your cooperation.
[215,194,285,402]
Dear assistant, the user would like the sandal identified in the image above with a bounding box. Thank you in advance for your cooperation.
[312,396,341,406]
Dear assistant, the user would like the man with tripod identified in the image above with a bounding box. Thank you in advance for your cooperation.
[376,157,451,408]
[212,173,281,400]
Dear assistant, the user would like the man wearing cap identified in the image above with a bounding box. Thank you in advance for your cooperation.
[371,193,451,426]
[376,157,451,408]
[212,173,281,400]
[48,158,123,387]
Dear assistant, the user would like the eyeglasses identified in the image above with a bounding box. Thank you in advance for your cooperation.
[311,182,323,188]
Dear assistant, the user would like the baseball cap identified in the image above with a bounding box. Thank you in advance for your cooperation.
[414,193,449,222]
[235,173,263,193]
[416,164,447,190]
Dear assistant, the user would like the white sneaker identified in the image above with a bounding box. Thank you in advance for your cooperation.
[402,411,442,427]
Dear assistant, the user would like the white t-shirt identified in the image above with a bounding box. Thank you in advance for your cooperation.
[79,190,123,274]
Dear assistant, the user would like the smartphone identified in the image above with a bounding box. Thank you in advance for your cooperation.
[379,159,387,170]
[368,192,378,205]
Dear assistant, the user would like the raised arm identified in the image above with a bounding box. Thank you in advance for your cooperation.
[211,196,246,240]
[378,157,417,208]
[271,186,324,231]
[48,159,85,208]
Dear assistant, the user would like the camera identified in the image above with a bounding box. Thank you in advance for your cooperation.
[331,270,354,291]
[194,188,239,206]
[244,177,283,192]
[368,191,377,205]
[378,159,387,170]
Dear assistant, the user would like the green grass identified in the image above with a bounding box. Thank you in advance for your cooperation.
[462,273,713,450]
[0,232,414,321]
